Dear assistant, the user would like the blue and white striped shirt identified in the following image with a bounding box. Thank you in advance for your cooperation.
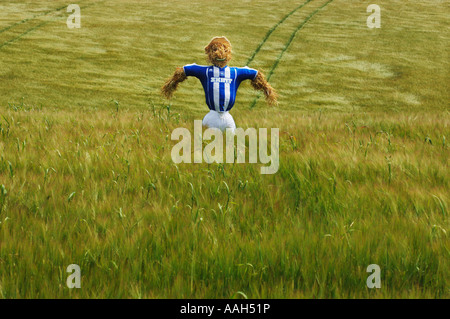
[183,64,258,112]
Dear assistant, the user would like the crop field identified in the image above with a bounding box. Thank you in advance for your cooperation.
[0,0,448,298]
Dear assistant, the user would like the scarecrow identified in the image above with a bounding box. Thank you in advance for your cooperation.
[161,36,277,132]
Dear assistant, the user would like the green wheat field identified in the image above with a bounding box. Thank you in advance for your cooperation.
[0,0,448,298]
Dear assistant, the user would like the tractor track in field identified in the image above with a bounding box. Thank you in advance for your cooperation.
[0,19,52,50]
[0,1,104,50]
[245,0,313,66]
[248,0,335,108]
[0,4,67,35]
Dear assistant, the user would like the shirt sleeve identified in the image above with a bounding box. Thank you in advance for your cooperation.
[236,66,258,81]
[183,63,207,79]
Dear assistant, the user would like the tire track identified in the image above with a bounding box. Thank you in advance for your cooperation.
[0,1,104,50]
[245,0,313,66]
[0,4,67,35]
[249,0,335,108]
[0,20,51,49]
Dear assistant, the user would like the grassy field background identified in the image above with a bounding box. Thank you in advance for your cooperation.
[0,0,448,298]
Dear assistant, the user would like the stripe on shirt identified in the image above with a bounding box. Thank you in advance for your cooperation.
[224,67,231,111]
[213,67,220,112]
[206,68,212,109]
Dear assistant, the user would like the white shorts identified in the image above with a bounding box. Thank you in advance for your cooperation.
[202,110,236,133]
